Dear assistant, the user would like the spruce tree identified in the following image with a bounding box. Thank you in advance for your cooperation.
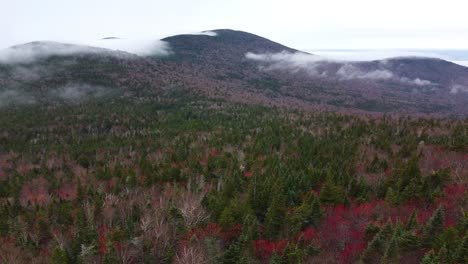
[264,180,286,240]
[51,245,70,264]
[405,211,418,231]
[455,234,468,263]
[423,206,445,247]
[421,250,439,264]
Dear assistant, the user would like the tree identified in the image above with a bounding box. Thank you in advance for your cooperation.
[381,232,399,264]
[405,211,418,231]
[423,206,445,247]
[320,178,344,205]
[455,234,468,263]
[51,245,70,264]
[264,180,286,240]
[421,250,439,264]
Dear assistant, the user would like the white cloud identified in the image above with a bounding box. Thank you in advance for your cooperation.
[51,83,110,101]
[0,90,35,107]
[245,51,326,74]
[336,64,393,80]
[401,77,433,86]
[450,84,468,94]
[0,38,171,64]
[0,41,104,64]
[88,38,172,56]
[308,50,443,61]
[454,61,468,67]
[246,51,440,86]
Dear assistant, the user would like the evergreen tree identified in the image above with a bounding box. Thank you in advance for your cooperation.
[423,206,445,247]
[264,180,286,240]
[421,250,439,264]
[455,234,468,263]
[320,178,344,205]
[385,187,398,206]
[405,211,418,231]
[281,242,303,264]
[51,245,70,264]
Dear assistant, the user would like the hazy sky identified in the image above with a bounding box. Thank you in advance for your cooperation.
[1,0,468,50]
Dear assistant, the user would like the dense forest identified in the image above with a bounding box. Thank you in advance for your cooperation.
[0,88,466,263]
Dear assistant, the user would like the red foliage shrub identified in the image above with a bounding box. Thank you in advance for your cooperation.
[254,239,289,262]
[222,223,243,242]
[98,225,109,255]
[294,228,318,245]
[58,184,77,201]
[20,177,50,206]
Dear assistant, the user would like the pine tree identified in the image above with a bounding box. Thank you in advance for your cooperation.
[421,250,439,264]
[385,187,398,205]
[381,233,399,264]
[405,211,418,231]
[264,180,286,240]
[361,222,393,262]
[309,195,323,227]
[269,252,282,264]
[437,244,449,264]
[455,234,468,263]
[281,242,303,264]
[320,178,344,205]
[423,206,445,247]
[51,245,70,264]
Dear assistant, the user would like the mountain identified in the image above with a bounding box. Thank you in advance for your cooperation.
[0,29,467,116]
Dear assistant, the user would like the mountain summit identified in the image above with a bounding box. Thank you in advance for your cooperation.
[1,29,467,115]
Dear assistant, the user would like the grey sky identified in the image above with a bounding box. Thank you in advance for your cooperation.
[1,0,468,50]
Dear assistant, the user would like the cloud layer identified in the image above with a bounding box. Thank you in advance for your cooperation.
[246,51,435,86]
[0,39,171,64]
[88,38,172,56]
[0,83,113,108]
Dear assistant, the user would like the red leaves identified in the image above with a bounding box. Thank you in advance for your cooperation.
[98,225,109,255]
[443,184,465,198]
[318,203,378,263]
[20,177,50,206]
[222,223,243,242]
[209,149,218,157]
[254,239,288,262]
[181,222,223,246]
[57,184,77,201]
[295,228,318,245]
[339,242,366,263]
[243,171,253,178]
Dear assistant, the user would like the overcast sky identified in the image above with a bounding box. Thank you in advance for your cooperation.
[1,0,468,50]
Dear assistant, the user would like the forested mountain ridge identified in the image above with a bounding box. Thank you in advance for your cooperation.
[1,29,468,115]
[0,29,467,263]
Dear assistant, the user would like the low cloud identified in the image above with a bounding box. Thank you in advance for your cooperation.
[0,90,35,108]
[401,77,433,86]
[50,83,111,102]
[450,84,468,94]
[245,51,325,74]
[0,83,112,108]
[454,61,468,67]
[246,51,436,86]
[307,50,444,61]
[89,38,172,56]
[0,41,105,64]
[336,64,393,80]
[183,31,218,37]
[0,39,171,64]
